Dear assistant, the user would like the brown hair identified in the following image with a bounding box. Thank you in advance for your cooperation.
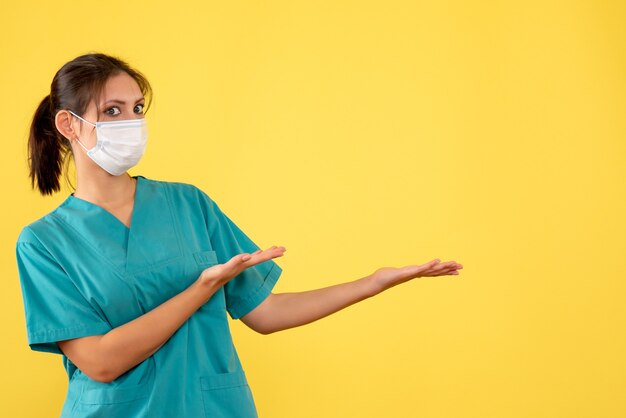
[28,53,153,195]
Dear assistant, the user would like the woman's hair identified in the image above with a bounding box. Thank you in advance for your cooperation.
[28,53,153,195]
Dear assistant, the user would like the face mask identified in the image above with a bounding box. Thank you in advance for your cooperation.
[68,110,148,176]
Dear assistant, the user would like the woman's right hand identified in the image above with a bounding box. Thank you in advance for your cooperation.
[197,245,286,289]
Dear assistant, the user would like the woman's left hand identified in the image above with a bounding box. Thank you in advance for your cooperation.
[368,259,463,294]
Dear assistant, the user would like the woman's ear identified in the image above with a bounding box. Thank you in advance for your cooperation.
[55,110,76,142]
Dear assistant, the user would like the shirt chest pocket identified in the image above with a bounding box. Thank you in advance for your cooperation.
[194,250,218,266]
[130,250,225,314]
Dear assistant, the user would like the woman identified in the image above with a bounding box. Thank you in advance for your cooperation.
[16,53,463,418]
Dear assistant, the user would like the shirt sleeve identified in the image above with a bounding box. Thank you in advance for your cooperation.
[198,190,283,320]
[15,230,113,355]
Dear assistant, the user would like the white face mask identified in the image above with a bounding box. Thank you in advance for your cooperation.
[69,110,148,176]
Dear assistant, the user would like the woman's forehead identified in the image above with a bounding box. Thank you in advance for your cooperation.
[100,72,143,103]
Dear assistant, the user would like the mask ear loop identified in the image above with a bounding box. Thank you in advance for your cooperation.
[68,110,96,152]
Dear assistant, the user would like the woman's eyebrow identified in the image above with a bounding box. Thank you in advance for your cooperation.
[101,97,145,106]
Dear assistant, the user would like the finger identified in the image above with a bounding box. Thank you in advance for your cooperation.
[238,253,251,263]
[259,246,286,257]
[416,259,449,273]
[420,259,441,270]
[247,249,263,258]
[402,259,440,277]
[418,261,455,274]
[250,246,283,257]
[431,263,458,274]
[219,253,253,273]
[425,265,461,277]
[244,246,286,265]
[431,261,457,271]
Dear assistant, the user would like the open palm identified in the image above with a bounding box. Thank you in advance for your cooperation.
[199,246,286,287]
[370,259,463,292]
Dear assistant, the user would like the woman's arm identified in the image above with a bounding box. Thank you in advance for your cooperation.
[240,258,463,335]
[58,246,286,383]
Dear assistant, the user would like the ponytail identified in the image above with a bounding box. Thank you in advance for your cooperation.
[28,95,64,195]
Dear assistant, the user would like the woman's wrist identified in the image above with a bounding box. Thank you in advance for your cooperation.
[360,273,384,299]
[193,274,222,303]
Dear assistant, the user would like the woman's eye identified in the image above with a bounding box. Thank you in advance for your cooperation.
[134,104,144,114]
[105,107,121,116]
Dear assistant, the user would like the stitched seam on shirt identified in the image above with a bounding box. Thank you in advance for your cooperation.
[125,254,188,276]
[29,323,112,340]
[228,263,281,318]
[163,182,186,261]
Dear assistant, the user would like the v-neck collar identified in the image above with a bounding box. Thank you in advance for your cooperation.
[53,175,184,276]
[67,175,143,232]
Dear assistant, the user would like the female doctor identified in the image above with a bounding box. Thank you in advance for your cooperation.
[17,53,463,418]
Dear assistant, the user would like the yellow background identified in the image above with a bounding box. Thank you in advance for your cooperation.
[1,1,625,417]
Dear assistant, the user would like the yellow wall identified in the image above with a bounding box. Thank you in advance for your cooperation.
[1,1,625,417]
